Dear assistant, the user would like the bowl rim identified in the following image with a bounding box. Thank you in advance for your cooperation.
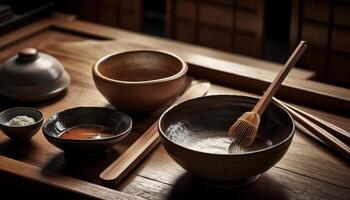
[158,95,295,156]
[0,71,70,102]
[42,106,133,142]
[0,107,44,128]
[92,49,188,85]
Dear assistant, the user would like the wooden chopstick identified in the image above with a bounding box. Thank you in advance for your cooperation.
[99,80,211,187]
[272,97,350,160]
[282,102,350,146]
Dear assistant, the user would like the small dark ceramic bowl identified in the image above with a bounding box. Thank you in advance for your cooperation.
[159,95,295,188]
[0,107,44,140]
[42,107,132,156]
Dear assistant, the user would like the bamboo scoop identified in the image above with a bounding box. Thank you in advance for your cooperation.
[228,41,307,147]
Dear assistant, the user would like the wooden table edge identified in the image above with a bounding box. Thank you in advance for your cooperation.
[0,155,143,199]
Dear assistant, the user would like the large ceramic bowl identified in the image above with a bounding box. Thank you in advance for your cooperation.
[158,95,295,187]
[92,50,188,112]
[42,107,132,156]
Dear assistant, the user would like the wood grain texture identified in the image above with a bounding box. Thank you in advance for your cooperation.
[0,16,349,199]
[273,97,350,160]
[40,39,350,114]
[100,81,210,187]
[0,156,142,199]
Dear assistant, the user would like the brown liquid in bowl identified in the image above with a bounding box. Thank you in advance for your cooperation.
[59,125,113,140]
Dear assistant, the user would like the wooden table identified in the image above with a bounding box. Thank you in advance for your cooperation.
[0,14,349,199]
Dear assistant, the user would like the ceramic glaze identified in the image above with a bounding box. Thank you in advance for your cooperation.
[59,125,113,140]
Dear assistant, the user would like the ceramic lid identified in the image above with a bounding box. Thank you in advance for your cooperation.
[0,48,70,101]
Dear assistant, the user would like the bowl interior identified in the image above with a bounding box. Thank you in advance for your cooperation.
[160,95,294,154]
[0,107,43,126]
[42,107,132,139]
[97,51,184,82]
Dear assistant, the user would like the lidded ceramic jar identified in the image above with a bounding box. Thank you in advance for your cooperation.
[0,48,70,101]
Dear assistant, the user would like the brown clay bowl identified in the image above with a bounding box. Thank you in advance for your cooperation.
[92,50,188,112]
[42,107,132,156]
[0,107,44,140]
[158,95,295,188]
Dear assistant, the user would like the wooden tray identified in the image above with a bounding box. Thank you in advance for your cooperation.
[0,14,349,199]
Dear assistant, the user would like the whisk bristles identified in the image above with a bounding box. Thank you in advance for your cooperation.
[228,112,260,147]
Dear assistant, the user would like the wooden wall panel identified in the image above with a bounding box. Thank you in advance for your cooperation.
[98,0,118,26]
[68,0,142,32]
[236,10,257,33]
[329,54,350,84]
[303,0,330,22]
[334,4,350,27]
[235,33,258,57]
[167,0,265,58]
[198,27,232,51]
[301,22,328,48]
[290,0,350,86]
[77,0,98,22]
[175,0,196,20]
[174,20,196,43]
[198,3,233,28]
[332,28,350,54]
[237,0,259,9]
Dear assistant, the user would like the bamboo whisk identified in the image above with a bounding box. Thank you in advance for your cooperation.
[228,41,308,147]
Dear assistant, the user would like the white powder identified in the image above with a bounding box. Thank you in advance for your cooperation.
[5,115,35,127]
[182,135,232,154]
[178,130,239,154]
[174,130,273,154]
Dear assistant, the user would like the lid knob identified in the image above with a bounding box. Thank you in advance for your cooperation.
[17,48,39,62]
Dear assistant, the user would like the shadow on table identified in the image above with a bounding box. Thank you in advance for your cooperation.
[0,138,39,160]
[167,173,289,200]
[41,147,121,184]
[0,90,67,112]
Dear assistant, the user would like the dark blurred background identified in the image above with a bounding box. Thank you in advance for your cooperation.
[1,0,349,87]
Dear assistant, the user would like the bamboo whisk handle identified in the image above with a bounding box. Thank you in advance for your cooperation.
[252,41,307,116]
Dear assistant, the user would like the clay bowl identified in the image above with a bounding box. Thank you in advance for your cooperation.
[92,50,188,112]
[0,107,43,140]
[42,107,132,156]
[158,95,295,188]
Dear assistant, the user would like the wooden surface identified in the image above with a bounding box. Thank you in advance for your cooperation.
[0,15,349,199]
[99,81,210,187]
[290,0,350,86]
